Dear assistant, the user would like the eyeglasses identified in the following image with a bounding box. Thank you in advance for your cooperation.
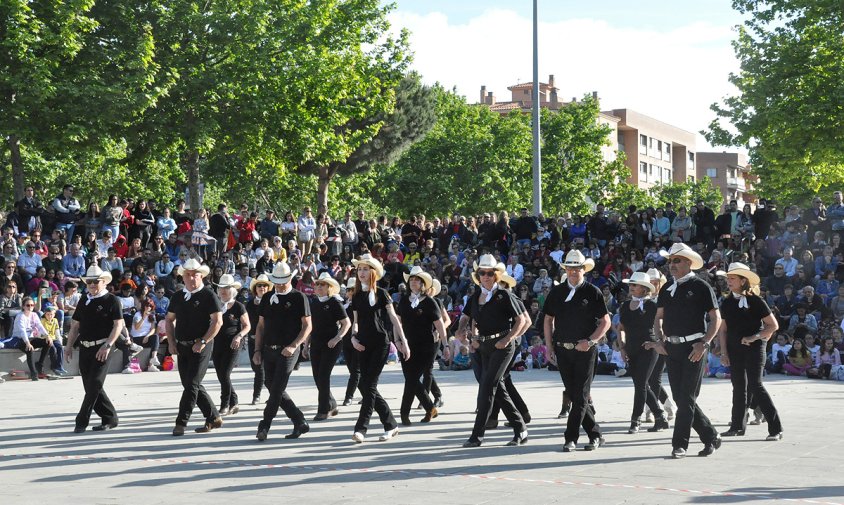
[23,304,35,308]
[85,279,102,285]
[478,270,496,277]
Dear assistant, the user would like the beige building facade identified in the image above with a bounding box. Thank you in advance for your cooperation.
[697,151,755,206]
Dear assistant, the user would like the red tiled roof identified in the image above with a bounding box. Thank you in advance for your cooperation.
[488,102,524,112]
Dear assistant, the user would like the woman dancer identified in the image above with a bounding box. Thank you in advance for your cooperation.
[644,268,674,422]
[246,274,272,404]
[349,254,409,443]
[213,274,250,416]
[309,272,351,420]
[341,277,360,406]
[618,272,668,433]
[717,263,783,441]
[396,266,447,426]
[462,254,527,447]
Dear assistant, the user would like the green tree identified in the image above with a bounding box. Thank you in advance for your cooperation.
[0,0,158,201]
[603,183,657,213]
[705,0,844,204]
[651,178,723,211]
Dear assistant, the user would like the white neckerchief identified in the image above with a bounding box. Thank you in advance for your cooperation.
[631,296,648,312]
[565,279,585,302]
[732,291,749,309]
[183,285,203,301]
[87,289,107,302]
[361,283,376,306]
[480,283,498,303]
[409,291,424,309]
[270,284,292,305]
[667,272,696,297]
[317,294,343,303]
[221,299,234,313]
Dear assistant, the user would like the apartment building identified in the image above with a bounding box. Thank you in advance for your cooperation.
[697,151,755,206]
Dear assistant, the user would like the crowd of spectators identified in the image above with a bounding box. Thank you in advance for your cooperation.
[2,182,844,381]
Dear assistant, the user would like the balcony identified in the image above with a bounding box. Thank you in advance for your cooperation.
[726,177,746,191]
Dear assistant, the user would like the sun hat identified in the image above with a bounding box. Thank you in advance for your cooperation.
[622,271,655,292]
[715,262,760,287]
[267,262,297,285]
[315,272,341,296]
[250,274,272,295]
[403,265,433,292]
[471,254,505,285]
[177,258,211,277]
[214,274,242,291]
[81,265,113,285]
[561,250,595,272]
[351,254,384,280]
[659,243,704,270]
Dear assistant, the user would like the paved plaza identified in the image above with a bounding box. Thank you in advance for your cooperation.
[1,363,843,505]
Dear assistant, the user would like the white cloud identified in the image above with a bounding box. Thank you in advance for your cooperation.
[388,8,741,150]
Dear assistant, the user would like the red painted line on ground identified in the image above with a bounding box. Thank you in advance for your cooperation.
[2,452,842,505]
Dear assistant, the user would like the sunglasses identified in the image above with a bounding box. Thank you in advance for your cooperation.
[668,258,686,264]
[85,279,102,285]
[478,270,496,277]
[23,304,35,308]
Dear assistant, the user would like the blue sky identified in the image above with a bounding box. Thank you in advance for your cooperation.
[387,1,745,149]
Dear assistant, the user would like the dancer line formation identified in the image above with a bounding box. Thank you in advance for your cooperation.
[61,246,783,458]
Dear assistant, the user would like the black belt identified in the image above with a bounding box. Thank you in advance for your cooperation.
[266,344,285,350]
[177,340,197,346]
[474,331,508,343]
[79,338,108,348]
[554,341,577,350]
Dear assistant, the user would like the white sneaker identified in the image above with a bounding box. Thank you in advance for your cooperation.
[149,356,161,367]
[644,407,654,423]
[122,367,135,374]
[664,402,675,421]
[147,365,160,372]
[352,432,365,443]
[614,368,627,377]
[129,343,143,357]
[378,427,399,441]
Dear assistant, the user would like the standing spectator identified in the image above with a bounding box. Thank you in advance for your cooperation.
[297,207,317,256]
[209,203,232,257]
[51,184,81,241]
[693,200,716,248]
[237,212,258,245]
[101,195,123,241]
[156,208,177,240]
[827,191,844,234]
[131,200,155,249]
[259,210,280,239]
[671,207,692,243]
[15,185,44,234]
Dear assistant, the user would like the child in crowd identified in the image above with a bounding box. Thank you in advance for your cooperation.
[707,347,730,379]
[783,339,813,376]
[451,345,471,371]
[527,336,546,369]
[808,337,842,379]
[386,341,398,364]
[767,333,792,374]
[804,334,821,363]
[37,304,66,376]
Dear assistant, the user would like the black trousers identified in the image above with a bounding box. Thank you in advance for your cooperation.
[422,366,441,400]
[555,345,601,443]
[261,346,305,430]
[353,340,397,434]
[247,336,265,400]
[665,341,718,450]
[489,349,530,422]
[343,335,361,401]
[76,346,117,429]
[400,340,438,417]
[626,345,664,421]
[175,342,218,427]
[727,340,783,434]
[470,338,525,441]
[212,337,241,409]
[310,340,341,414]
[649,353,670,404]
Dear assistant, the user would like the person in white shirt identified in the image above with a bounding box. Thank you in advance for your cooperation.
[505,255,524,284]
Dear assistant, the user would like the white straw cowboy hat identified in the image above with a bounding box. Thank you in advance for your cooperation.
[268,262,298,284]
[646,268,667,291]
[471,254,505,285]
[562,250,595,273]
[622,271,655,292]
[404,265,433,292]
[345,277,357,290]
[250,274,272,295]
[351,254,384,280]
[315,272,341,296]
[716,262,760,287]
[659,242,704,270]
[430,278,443,296]
[81,265,113,285]
[177,258,210,277]
[214,274,241,291]
[498,273,517,289]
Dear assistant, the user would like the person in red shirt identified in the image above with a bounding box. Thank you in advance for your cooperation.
[238,212,258,245]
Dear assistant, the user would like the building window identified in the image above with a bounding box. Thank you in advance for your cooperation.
[639,134,647,146]
[706,168,717,178]
[639,162,647,173]
[689,152,695,162]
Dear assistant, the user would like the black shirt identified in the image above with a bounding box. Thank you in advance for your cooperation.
[542,282,609,343]
[464,287,522,336]
[216,301,246,341]
[310,296,348,345]
[72,293,122,342]
[167,287,223,342]
[259,289,311,347]
[720,294,770,344]
[397,294,440,346]
[350,288,392,347]
[246,299,261,335]
[657,277,718,336]
[619,300,657,349]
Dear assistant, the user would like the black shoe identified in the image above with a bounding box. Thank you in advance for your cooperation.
[628,421,640,434]
[401,415,412,427]
[92,423,118,432]
[434,397,444,408]
[506,431,528,446]
[285,423,310,439]
[698,437,722,457]
[766,432,783,441]
[342,398,353,406]
[462,438,482,448]
[195,417,223,433]
[557,405,571,419]
[523,412,532,424]
[584,437,605,451]
[256,427,268,442]
[720,429,745,437]
[671,447,686,459]
[313,413,329,421]
[251,397,260,405]
[647,418,670,432]
[562,441,576,452]
[73,426,86,434]
[485,419,498,430]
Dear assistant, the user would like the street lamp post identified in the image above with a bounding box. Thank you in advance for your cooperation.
[532,0,542,215]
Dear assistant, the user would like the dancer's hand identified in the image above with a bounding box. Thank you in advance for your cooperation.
[252,352,262,366]
[351,336,365,352]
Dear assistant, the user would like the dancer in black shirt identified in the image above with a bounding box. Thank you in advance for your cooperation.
[309,272,351,421]
[212,274,250,416]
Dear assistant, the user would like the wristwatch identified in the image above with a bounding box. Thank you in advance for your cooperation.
[587,340,597,348]
[104,343,112,349]
[701,341,711,350]
[200,339,207,345]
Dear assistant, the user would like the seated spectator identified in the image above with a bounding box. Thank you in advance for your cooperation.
[804,333,821,363]
[123,297,160,373]
[789,304,818,333]
[808,336,842,379]
[61,244,86,283]
[16,241,42,281]
[0,297,49,380]
[766,333,792,374]
[450,345,471,371]
[37,304,66,375]
[829,285,844,322]
[707,349,730,379]
[775,247,799,277]
[0,282,23,338]
[783,338,813,376]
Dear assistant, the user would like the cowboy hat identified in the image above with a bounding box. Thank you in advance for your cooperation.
[562,250,595,273]
[646,268,667,291]
[345,277,357,290]
[351,254,384,280]
[214,274,242,291]
[81,265,113,285]
[430,278,442,296]
[250,274,272,295]
[315,272,341,296]
[403,265,433,292]
[177,258,211,277]
[471,254,505,285]
[716,262,760,287]
[659,243,704,270]
[498,273,517,289]
[622,271,655,292]
[268,262,297,285]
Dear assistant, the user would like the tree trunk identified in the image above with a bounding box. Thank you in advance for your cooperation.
[317,165,332,216]
[8,135,26,202]
[185,150,201,216]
